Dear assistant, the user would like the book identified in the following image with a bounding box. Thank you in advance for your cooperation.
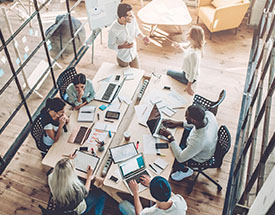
[78,105,96,122]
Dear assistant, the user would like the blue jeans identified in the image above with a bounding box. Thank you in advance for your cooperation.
[172,127,194,171]
[82,187,106,215]
[119,200,136,215]
[167,70,189,85]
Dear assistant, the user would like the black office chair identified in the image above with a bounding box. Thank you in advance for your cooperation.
[193,89,226,116]
[31,115,49,157]
[57,67,77,106]
[185,125,231,193]
[39,194,77,215]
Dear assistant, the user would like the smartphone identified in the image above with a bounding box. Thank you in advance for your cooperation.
[155,143,169,149]
[79,147,88,151]
[115,75,121,81]
[105,111,120,120]
[109,175,119,183]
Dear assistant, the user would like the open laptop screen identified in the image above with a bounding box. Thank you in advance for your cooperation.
[146,104,161,134]
[119,154,145,178]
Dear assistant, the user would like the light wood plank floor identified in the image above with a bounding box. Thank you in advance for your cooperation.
[0,0,254,214]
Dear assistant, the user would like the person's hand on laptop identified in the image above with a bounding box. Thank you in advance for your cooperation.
[159,128,172,138]
[140,175,151,187]
[162,119,182,128]
[129,180,139,195]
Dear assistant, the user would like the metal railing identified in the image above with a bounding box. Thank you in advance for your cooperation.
[223,0,275,214]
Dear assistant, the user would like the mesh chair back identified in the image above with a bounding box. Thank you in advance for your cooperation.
[214,125,231,168]
[193,89,226,116]
[39,194,77,215]
[31,116,48,154]
[57,67,77,106]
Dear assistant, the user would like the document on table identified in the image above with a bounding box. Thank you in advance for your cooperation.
[123,69,135,80]
[165,90,186,108]
[78,105,96,122]
[150,158,168,175]
[134,103,152,127]
[83,129,108,148]
[142,134,157,154]
[94,122,118,133]
[73,151,99,173]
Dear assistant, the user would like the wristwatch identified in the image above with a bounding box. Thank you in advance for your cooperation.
[167,134,174,142]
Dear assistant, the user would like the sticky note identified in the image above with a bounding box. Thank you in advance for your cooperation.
[48,44,52,51]
[14,41,18,48]
[24,46,29,52]
[16,58,20,65]
[35,30,38,37]
[24,53,28,60]
[22,36,27,43]
[99,105,107,111]
[29,29,33,36]
[0,69,4,77]
[1,56,7,64]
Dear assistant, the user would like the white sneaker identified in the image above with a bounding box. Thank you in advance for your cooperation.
[171,168,194,181]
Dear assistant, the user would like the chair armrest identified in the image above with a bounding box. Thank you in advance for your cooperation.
[198,0,213,7]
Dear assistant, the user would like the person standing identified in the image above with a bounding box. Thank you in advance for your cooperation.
[167,25,205,95]
[108,3,150,69]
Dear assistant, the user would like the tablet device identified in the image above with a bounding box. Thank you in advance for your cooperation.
[109,142,138,163]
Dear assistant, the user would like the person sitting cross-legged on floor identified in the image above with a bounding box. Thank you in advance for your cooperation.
[119,175,187,215]
[159,104,218,181]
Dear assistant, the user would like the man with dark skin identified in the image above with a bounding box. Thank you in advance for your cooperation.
[159,105,218,181]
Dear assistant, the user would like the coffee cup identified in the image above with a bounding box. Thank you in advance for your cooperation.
[124,131,130,142]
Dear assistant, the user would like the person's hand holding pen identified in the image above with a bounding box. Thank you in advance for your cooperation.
[86,165,94,180]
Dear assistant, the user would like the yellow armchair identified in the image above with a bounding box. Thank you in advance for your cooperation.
[197,0,250,39]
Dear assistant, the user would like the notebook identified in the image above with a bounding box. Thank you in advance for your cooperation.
[73,150,99,173]
[78,106,96,122]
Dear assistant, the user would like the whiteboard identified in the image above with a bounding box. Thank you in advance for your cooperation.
[85,0,121,30]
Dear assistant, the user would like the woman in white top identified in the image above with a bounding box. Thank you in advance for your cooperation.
[48,158,106,214]
[40,98,69,148]
[167,25,205,95]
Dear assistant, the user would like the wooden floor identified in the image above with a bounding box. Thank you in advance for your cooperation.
[0,0,254,214]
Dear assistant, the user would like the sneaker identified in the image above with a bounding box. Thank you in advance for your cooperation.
[171,168,194,181]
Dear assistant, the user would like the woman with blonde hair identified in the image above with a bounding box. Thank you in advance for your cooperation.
[167,25,205,95]
[48,158,106,214]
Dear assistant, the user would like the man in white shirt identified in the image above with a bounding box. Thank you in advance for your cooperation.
[119,176,187,215]
[160,105,218,181]
[108,3,150,68]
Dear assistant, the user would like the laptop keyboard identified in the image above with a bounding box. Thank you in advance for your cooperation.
[102,83,116,101]
[74,126,88,144]
[126,170,150,185]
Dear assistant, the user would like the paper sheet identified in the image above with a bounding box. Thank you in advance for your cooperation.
[94,122,118,133]
[83,129,108,148]
[118,94,132,105]
[142,134,157,154]
[134,103,152,127]
[165,90,187,108]
[109,143,138,163]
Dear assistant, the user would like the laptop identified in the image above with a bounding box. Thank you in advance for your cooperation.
[146,104,175,140]
[68,126,91,145]
[118,153,152,195]
[94,78,126,103]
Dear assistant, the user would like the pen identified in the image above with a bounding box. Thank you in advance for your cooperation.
[153,162,164,170]
[149,164,157,173]
[156,153,166,157]
[108,130,112,137]
[81,111,92,113]
[142,107,148,116]
[136,141,139,150]
[97,113,100,120]
[104,119,114,123]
